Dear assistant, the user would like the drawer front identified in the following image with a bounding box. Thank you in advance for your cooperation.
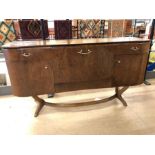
[4,47,63,62]
[102,42,150,55]
[4,48,37,62]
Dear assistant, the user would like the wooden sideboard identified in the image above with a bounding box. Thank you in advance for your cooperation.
[2,37,150,116]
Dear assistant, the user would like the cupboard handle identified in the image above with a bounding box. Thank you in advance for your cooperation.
[87,49,93,54]
[77,49,83,54]
[77,49,92,55]
[21,53,31,57]
[117,60,121,64]
[44,66,48,69]
[130,47,139,51]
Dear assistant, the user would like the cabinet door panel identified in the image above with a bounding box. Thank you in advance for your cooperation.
[113,54,142,86]
[6,60,54,96]
[27,61,54,95]
[53,45,113,84]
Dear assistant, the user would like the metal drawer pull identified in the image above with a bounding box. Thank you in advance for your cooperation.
[87,49,93,54]
[77,49,83,54]
[21,53,31,57]
[130,47,139,51]
[117,60,121,64]
[44,65,48,69]
[77,49,92,55]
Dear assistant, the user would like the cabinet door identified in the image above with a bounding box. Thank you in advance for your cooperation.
[5,48,55,96]
[25,61,54,96]
[113,54,142,86]
[53,45,113,84]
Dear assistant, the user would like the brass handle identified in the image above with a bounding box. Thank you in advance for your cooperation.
[87,49,93,54]
[77,49,92,55]
[117,60,121,64]
[77,49,83,54]
[130,47,139,51]
[21,53,31,57]
[44,65,48,69]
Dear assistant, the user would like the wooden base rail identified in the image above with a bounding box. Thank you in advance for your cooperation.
[32,87,129,117]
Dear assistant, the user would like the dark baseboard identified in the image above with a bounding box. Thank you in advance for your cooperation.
[0,86,12,96]
[145,71,155,79]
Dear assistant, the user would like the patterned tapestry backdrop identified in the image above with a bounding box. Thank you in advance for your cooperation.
[0,20,16,46]
[111,20,124,37]
[54,20,72,39]
[0,19,137,47]
[78,19,105,38]
[77,19,134,38]
[18,19,49,39]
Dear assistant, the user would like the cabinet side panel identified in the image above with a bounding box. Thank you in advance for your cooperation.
[4,60,31,96]
[135,42,150,84]
[137,52,149,84]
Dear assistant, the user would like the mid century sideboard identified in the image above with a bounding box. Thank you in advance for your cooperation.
[2,37,150,116]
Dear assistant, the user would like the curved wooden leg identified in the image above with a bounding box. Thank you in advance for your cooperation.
[115,87,129,106]
[32,87,129,117]
[117,95,127,106]
[32,96,45,117]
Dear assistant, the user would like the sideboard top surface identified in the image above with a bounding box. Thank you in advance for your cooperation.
[2,37,150,49]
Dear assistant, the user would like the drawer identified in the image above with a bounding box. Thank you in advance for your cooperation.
[4,48,38,62]
[97,42,150,55]
[119,42,149,54]
[4,46,66,62]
